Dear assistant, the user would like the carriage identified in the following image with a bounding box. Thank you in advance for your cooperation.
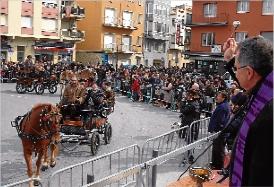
[59,88,113,155]
[15,67,58,95]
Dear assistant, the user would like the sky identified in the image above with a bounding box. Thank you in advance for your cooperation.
[171,0,192,7]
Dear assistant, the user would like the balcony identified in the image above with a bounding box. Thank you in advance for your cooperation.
[118,44,133,53]
[103,17,136,30]
[42,30,58,36]
[22,1,33,16]
[1,0,8,14]
[0,26,8,34]
[21,27,33,35]
[104,44,116,53]
[42,2,59,19]
[61,5,85,20]
[186,13,228,27]
[103,17,119,27]
[61,29,85,41]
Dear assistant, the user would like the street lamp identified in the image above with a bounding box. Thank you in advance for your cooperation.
[231,20,241,38]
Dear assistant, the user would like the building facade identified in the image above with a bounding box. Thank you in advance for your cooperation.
[186,0,273,75]
[76,0,144,67]
[144,0,171,67]
[168,4,192,68]
[0,0,85,63]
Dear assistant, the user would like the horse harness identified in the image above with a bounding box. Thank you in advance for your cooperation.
[11,107,60,144]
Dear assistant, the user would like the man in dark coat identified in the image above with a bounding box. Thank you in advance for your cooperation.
[208,91,230,169]
[223,36,273,187]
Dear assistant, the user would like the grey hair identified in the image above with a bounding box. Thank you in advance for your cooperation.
[237,36,273,77]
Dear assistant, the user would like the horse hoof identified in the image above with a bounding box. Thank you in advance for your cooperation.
[41,165,48,171]
[33,179,40,186]
[50,161,56,168]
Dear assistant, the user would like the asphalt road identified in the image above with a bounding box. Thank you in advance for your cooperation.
[1,83,181,186]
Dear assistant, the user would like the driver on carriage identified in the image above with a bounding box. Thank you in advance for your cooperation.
[60,76,86,119]
[60,76,86,105]
[22,55,35,77]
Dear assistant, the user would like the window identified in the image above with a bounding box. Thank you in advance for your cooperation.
[122,35,132,51]
[104,34,115,50]
[201,33,214,46]
[261,32,273,44]
[0,15,7,26]
[122,11,133,27]
[138,0,143,6]
[235,32,248,43]
[146,3,153,14]
[41,18,57,32]
[138,14,143,24]
[237,0,249,13]
[17,46,25,62]
[21,16,32,28]
[105,8,116,25]
[153,22,157,32]
[203,3,216,17]
[145,21,153,34]
[262,0,274,15]
[157,22,162,33]
[137,36,142,46]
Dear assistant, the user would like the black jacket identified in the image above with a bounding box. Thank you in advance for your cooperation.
[229,89,273,186]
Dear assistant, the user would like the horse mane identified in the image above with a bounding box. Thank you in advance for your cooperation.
[32,103,53,111]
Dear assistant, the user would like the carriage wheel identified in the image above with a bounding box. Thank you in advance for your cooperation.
[48,84,57,94]
[16,83,26,94]
[104,124,112,144]
[35,83,45,95]
[90,132,100,155]
[26,83,35,92]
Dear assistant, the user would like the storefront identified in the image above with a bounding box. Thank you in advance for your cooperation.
[34,41,74,63]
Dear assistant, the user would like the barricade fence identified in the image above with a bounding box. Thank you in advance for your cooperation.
[48,144,140,187]
[4,118,212,187]
[141,126,189,163]
[83,132,219,187]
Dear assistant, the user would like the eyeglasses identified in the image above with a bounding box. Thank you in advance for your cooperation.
[233,65,248,72]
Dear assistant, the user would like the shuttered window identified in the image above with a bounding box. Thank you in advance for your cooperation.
[41,18,57,32]
[0,15,7,26]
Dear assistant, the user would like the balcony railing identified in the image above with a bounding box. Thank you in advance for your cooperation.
[119,44,133,53]
[186,13,228,27]
[103,17,136,30]
[61,29,85,40]
[61,5,85,20]
[103,16,118,26]
[104,44,116,52]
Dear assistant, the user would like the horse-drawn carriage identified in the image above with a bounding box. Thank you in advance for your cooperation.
[15,66,58,95]
[59,87,113,155]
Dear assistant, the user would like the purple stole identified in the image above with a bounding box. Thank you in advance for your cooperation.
[230,71,273,186]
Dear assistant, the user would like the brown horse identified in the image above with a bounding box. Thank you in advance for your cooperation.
[19,103,62,186]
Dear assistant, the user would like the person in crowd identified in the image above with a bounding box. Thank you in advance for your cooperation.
[179,89,200,163]
[223,36,273,187]
[208,91,230,170]
[161,77,173,109]
[131,75,141,102]
[60,76,86,105]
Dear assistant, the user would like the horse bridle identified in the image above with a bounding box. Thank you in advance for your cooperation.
[18,106,61,143]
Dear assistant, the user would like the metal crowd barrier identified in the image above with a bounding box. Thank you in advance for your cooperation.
[48,144,140,187]
[83,132,219,187]
[141,126,189,163]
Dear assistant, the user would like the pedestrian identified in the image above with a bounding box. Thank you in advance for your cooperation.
[223,36,273,186]
[208,91,230,170]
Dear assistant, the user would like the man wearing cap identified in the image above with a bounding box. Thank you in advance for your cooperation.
[60,76,86,105]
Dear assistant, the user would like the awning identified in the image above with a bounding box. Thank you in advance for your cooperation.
[34,46,74,52]
[189,55,224,62]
